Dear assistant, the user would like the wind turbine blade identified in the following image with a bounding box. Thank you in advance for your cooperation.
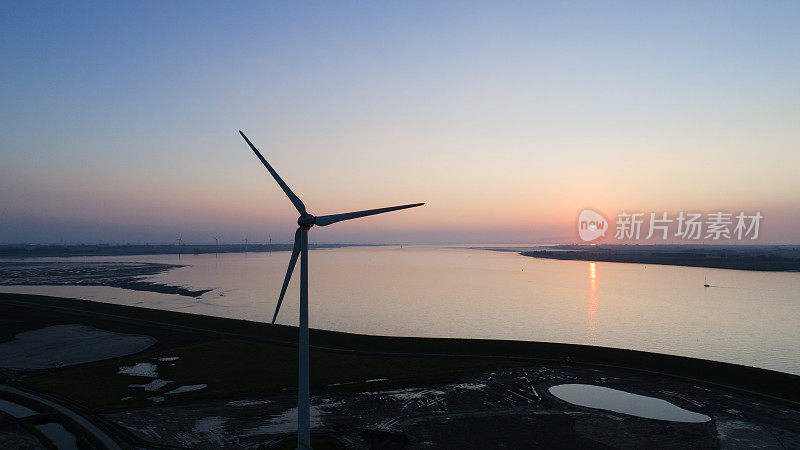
[239,131,306,215]
[315,203,424,226]
[272,228,302,324]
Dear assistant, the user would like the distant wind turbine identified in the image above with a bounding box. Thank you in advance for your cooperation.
[214,235,222,254]
[239,131,423,449]
[176,234,184,258]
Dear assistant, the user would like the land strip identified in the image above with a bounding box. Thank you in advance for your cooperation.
[505,245,800,271]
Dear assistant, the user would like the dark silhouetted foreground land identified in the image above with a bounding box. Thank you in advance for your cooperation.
[1,293,799,448]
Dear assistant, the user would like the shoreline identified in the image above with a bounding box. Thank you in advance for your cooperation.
[0,261,211,297]
[507,244,800,272]
[0,243,384,259]
[2,292,798,404]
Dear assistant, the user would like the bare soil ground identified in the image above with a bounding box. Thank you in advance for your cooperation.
[1,293,799,449]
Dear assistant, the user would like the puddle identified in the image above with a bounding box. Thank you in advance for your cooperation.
[166,384,207,394]
[0,324,155,370]
[450,383,488,391]
[227,400,269,407]
[130,379,172,391]
[35,423,79,449]
[549,384,710,423]
[118,362,158,377]
[244,401,340,435]
[0,399,37,418]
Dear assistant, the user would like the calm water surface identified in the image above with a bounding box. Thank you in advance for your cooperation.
[3,246,799,375]
[548,384,710,422]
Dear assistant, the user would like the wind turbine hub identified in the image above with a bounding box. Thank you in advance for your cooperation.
[297,214,316,229]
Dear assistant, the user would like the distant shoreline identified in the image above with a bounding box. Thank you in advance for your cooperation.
[0,243,381,259]
[516,245,800,272]
[0,244,388,297]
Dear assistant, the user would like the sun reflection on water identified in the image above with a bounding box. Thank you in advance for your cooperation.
[588,262,598,343]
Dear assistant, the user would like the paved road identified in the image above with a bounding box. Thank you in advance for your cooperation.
[0,384,122,450]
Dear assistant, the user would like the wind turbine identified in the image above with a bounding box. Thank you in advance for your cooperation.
[239,131,423,449]
[214,235,222,255]
[176,234,184,258]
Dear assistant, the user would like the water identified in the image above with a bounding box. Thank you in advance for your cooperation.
[35,423,79,450]
[0,398,37,418]
[0,324,156,370]
[548,384,710,422]
[2,246,799,375]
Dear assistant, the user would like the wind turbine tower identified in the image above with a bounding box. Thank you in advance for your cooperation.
[214,235,222,255]
[239,131,423,449]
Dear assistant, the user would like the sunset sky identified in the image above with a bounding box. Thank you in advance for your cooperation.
[2,1,799,244]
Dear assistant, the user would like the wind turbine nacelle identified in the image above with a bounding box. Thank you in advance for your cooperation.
[298,214,316,229]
